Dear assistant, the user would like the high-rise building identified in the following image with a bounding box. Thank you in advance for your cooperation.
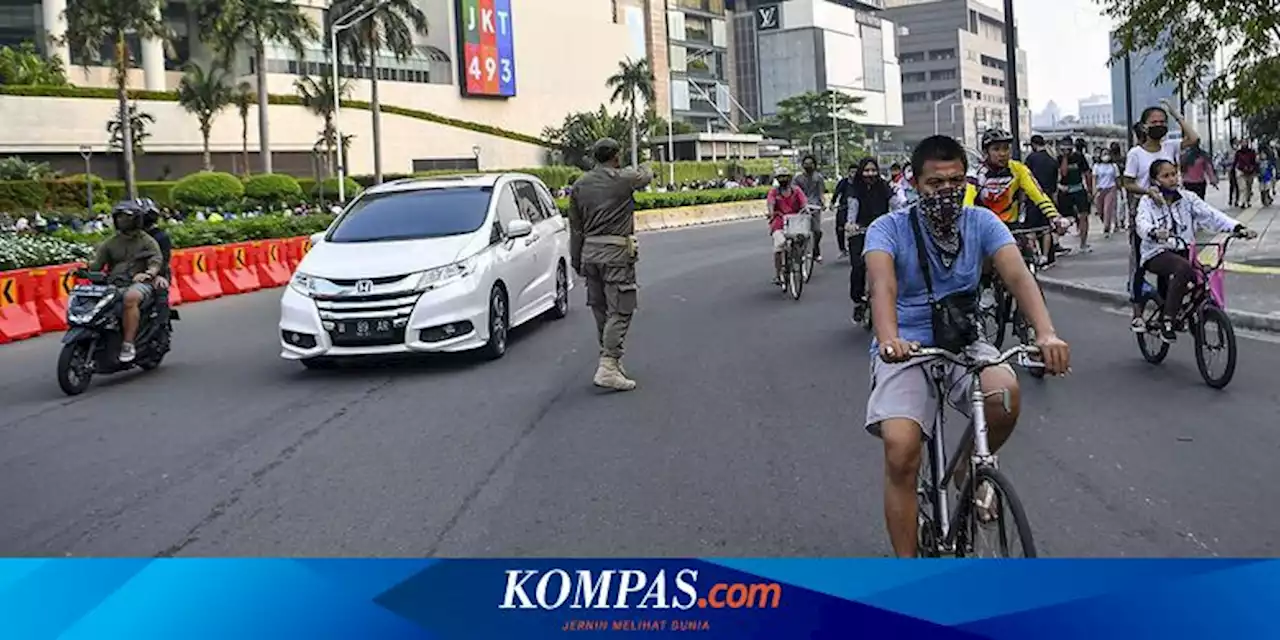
[1109,33,1211,143]
[1034,100,1063,128]
[881,0,1031,151]
[1079,94,1113,126]
[731,0,904,131]
[1,0,638,176]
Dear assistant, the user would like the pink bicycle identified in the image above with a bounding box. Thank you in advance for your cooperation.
[1135,234,1242,389]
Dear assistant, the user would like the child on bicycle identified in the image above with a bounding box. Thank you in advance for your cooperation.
[767,165,808,286]
[1135,159,1256,342]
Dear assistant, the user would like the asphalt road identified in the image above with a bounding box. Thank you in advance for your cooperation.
[3,217,1279,558]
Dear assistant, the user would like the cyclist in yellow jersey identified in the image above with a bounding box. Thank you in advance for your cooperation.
[966,129,1064,267]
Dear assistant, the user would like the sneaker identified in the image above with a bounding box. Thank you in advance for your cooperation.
[1079,245,1093,254]
[815,255,824,264]
[119,342,136,363]
[1161,322,1177,343]
[839,250,849,259]
[1131,317,1146,333]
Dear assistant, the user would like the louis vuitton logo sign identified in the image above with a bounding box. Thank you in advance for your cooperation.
[756,5,779,31]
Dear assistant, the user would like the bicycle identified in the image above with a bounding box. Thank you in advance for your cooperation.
[847,223,872,330]
[1135,234,1244,389]
[899,343,1043,558]
[779,208,815,301]
[978,226,1049,381]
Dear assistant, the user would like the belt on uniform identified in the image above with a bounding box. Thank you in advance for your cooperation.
[584,234,638,258]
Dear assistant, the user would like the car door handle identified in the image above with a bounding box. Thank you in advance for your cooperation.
[524,234,540,246]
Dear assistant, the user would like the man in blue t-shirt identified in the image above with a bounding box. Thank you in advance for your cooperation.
[862,135,1071,558]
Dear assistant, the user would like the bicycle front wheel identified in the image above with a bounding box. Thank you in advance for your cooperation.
[788,245,804,300]
[957,466,1037,558]
[1195,305,1237,389]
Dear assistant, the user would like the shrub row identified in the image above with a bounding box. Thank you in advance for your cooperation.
[0,84,553,149]
[10,187,772,270]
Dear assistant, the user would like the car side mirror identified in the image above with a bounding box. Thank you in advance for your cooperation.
[505,219,533,239]
[310,232,326,245]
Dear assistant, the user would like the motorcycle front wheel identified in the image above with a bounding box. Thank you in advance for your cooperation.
[57,342,95,396]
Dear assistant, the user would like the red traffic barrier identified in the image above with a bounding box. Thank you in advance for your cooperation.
[254,240,292,288]
[215,244,261,295]
[175,247,224,302]
[0,269,45,344]
[29,263,82,333]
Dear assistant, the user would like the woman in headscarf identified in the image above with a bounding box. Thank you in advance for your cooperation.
[848,157,893,325]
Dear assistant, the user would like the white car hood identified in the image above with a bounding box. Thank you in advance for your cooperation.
[299,235,478,279]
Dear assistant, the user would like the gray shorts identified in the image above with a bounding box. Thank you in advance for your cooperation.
[865,341,1013,438]
[123,282,154,305]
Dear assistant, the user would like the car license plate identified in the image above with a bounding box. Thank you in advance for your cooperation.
[335,318,395,340]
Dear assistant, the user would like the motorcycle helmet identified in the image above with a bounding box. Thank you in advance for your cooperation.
[981,128,1013,150]
[110,199,149,231]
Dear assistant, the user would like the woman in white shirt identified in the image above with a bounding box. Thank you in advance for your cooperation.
[1093,149,1121,237]
[1134,160,1255,339]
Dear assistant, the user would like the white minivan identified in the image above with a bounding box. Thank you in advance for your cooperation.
[279,174,572,368]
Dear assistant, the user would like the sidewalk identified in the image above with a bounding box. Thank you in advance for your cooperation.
[1038,187,1280,332]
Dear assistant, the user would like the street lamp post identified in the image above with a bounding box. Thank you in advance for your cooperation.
[1002,0,1022,159]
[78,145,93,212]
[330,0,391,204]
[933,91,959,135]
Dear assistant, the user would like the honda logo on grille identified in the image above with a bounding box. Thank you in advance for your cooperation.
[355,279,373,294]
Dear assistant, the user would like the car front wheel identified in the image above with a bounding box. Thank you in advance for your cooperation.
[481,286,509,360]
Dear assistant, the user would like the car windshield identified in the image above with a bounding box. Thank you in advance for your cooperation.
[328,187,492,243]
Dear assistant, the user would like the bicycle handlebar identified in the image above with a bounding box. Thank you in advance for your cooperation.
[1011,226,1053,236]
[887,344,1044,370]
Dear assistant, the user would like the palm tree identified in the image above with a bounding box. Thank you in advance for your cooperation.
[606,58,656,167]
[197,0,318,174]
[176,61,233,170]
[295,74,351,176]
[330,0,428,185]
[230,81,254,174]
[63,0,169,198]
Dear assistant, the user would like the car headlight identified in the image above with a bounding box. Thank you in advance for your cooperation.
[415,256,476,291]
[290,272,317,297]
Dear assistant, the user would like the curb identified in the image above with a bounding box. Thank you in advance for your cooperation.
[1039,276,1280,334]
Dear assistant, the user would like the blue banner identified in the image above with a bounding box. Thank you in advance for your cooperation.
[3,559,1279,638]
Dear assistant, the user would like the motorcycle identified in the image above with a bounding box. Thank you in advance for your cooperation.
[56,270,179,396]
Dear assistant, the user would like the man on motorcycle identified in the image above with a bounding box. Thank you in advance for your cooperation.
[86,201,164,363]
[767,166,808,285]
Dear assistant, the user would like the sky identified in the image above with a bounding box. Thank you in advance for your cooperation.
[1003,0,1116,116]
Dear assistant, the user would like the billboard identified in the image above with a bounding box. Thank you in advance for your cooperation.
[457,0,517,98]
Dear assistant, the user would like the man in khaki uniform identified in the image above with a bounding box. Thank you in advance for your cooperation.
[567,138,653,391]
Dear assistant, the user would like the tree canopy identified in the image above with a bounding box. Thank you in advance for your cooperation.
[1101,0,1280,116]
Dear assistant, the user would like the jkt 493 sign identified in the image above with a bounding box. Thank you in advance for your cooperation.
[457,0,516,97]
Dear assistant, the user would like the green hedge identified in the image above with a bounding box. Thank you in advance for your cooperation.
[244,173,303,206]
[312,177,362,202]
[0,84,554,149]
[651,160,777,185]
[171,171,245,208]
[50,213,337,251]
[0,174,106,211]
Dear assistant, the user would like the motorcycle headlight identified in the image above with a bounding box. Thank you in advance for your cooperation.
[415,256,476,292]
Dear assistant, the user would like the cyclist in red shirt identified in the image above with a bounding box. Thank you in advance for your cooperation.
[767,166,808,285]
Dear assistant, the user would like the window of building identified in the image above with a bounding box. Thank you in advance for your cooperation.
[903,92,929,103]
[930,69,956,81]
[860,23,885,92]
[963,89,973,99]
[676,0,725,14]
[684,15,712,44]
[931,90,956,101]
[902,71,926,83]
[928,48,956,61]
[900,51,925,64]
[969,10,978,34]
[978,15,1006,43]
[981,55,1006,71]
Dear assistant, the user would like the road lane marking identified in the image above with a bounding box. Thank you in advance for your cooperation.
[1096,305,1280,344]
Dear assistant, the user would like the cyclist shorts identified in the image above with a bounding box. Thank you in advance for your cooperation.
[864,340,1014,438]
[772,230,786,253]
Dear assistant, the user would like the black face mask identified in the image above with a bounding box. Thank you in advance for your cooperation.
[1146,125,1169,140]
[113,214,139,232]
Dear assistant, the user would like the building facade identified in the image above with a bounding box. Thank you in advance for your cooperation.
[732,0,904,132]
[1079,94,1113,126]
[882,0,1030,152]
[0,0,635,177]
